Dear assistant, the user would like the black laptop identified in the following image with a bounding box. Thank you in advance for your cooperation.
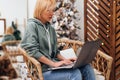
[48,39,102,70]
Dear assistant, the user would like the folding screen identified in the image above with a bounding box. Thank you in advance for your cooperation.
[84,0,120,80]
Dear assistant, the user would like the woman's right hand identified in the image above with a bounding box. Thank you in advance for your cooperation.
[52,60,73,68]
[38,56,73,68]
[52,61,65,67]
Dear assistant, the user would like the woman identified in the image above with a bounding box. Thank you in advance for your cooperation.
[21,0,95,80]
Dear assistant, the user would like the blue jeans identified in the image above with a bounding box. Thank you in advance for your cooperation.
[43,64,95,80]
[79,64,96,80]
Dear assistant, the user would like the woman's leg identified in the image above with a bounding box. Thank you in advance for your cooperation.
[79,64,96,80]
[43,68,82,80]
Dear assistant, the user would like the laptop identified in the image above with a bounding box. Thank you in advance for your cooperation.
[48,39,102,70]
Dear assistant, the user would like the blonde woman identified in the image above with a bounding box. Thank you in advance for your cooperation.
[21,0,95,80]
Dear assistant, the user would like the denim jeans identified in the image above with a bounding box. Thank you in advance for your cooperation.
[79,64,96,80]
[43,64,95,80]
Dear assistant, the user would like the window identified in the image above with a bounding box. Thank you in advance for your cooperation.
[0,19,6,37]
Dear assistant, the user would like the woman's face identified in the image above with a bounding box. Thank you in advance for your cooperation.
[40,7,55,24]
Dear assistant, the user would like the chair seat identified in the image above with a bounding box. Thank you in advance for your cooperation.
[94,69,105,80]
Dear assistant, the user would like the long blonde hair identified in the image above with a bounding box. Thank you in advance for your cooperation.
[34,0,56,19]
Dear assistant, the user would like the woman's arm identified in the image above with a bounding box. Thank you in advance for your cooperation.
[38,55,75,67]
[21,23,44,59]
[38,56,65,67]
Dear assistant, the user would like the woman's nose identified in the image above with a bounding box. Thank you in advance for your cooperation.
[49,11,54,16]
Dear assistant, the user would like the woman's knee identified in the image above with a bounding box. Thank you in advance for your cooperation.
[69,69,82,80]
[79,64,96,80]
[80,64,93,71]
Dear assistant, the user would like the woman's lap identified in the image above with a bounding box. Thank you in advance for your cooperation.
[43,68,82,80]
[43,64,95,80]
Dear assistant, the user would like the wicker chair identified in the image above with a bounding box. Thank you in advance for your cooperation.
[1,39,113,80]
[1,41,43,80]
[1,41,21,63]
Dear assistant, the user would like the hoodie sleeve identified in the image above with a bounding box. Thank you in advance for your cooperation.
[21,22,44,59]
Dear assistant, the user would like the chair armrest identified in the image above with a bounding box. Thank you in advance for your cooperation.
[19,48,44,80]
[91,50,113,80]
[28,57,44,80]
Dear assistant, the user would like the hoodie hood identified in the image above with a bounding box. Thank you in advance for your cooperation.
[28,18,50,26]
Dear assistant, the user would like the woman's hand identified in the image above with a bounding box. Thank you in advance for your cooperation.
[52,61,65,67]
[52,60,71,67]
[38,56,77,68]
[52,57,77,67]
[68,57,77,62]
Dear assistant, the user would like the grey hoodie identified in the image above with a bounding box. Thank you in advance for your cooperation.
[21,18,59,72]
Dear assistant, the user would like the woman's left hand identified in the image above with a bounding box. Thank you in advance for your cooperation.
[62,57,77,65]
[68,57,77,62]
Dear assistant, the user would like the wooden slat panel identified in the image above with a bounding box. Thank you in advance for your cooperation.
[101,0,110,7]
[99,10,110,23]
[84,0,120,79]
[99,17,109,27]
[116,49,120,58]
[87,32,95,40]
[87,16,98,29]
[87,12,98,24]
[98,5,110,19]
[115,0,120,80]
[116,19,120,25]
[87,27,98,38]
[99,0,110,13]
[115,48,120,61]
[116,11,120,18]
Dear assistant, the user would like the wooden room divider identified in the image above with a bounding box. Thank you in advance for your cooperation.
[84,0,120,80]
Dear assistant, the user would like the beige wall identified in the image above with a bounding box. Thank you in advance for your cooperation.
[0,0,27,38]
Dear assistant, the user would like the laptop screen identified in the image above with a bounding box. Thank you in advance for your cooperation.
[73,39,102,68]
